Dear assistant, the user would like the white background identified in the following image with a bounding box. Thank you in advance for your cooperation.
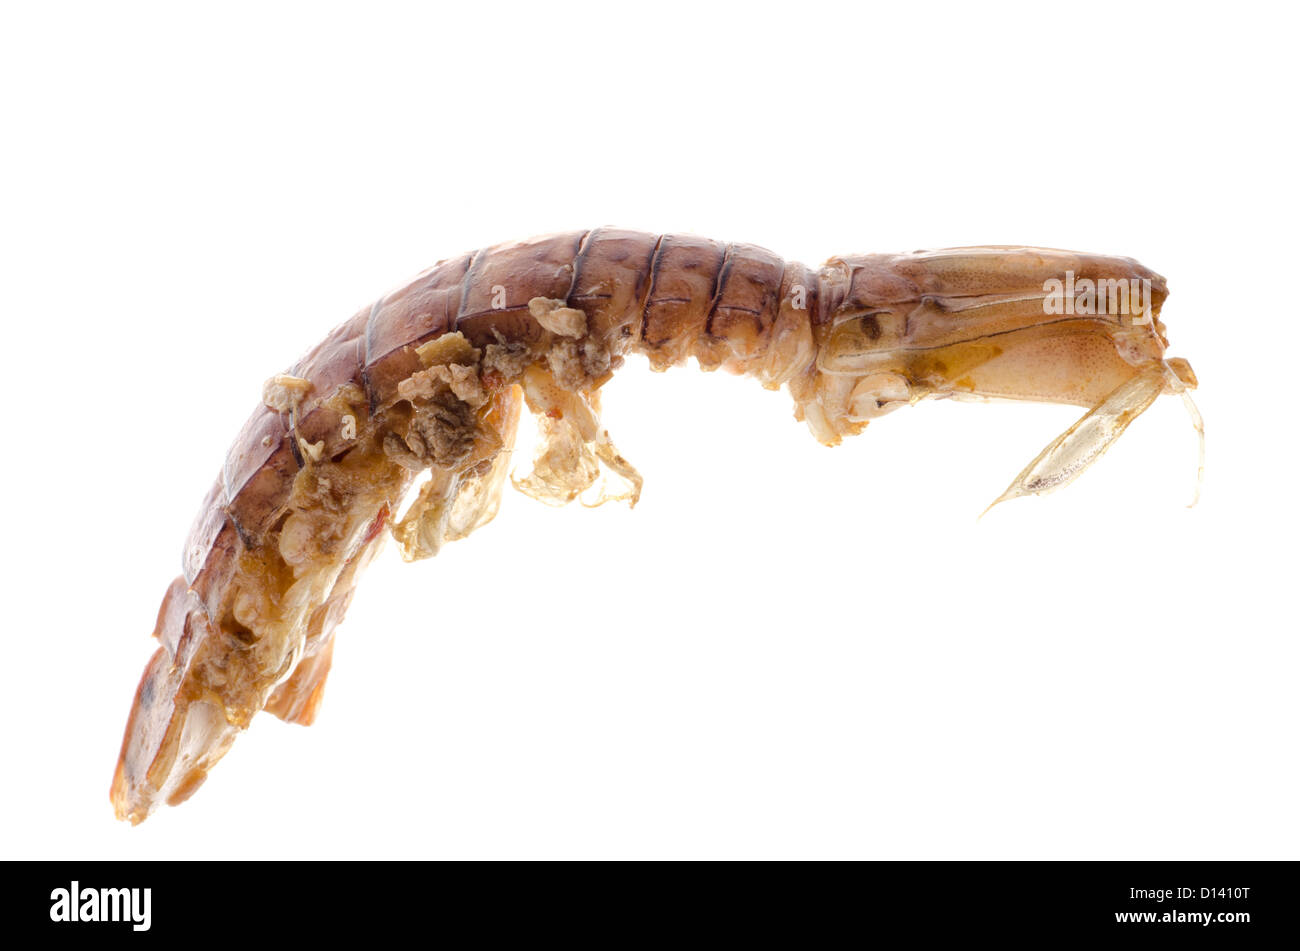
[2,1,1296,859]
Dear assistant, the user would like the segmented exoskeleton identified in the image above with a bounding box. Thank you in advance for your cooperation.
[111,229,1200,822]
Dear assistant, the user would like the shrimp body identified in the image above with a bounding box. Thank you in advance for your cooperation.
[111,229,1198,822]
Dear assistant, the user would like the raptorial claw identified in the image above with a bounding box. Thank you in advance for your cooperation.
[983,360,1202,515]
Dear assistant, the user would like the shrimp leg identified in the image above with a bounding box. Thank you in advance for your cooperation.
[985,358,1203,513]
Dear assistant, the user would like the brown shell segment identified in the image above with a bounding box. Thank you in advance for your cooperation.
[187,520,241,622]
[290,314,369,464]
[182,478,229,586]
[224,429,298,544]
[739,260,821,387]
[567,228,659,340]
[453,232,591,350]
[152,575,195,657]
[181,477,242,623]
[363,252,470,405]
[639,234,727,369]
[292,307,369,396]
[696,242,786,369]
[222,407,286,503]
[457,231,586,320]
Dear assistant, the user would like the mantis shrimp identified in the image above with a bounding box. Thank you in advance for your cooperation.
[111,229,1201,823]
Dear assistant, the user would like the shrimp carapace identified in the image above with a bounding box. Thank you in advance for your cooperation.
[111,230,1199,823]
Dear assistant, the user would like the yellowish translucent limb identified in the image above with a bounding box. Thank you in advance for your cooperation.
[983,363,1170,516]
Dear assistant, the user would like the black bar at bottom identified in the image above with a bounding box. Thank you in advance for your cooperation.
[7,860,1291,941]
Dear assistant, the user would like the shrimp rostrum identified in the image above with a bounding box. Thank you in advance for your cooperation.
[111,229,1200,822]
